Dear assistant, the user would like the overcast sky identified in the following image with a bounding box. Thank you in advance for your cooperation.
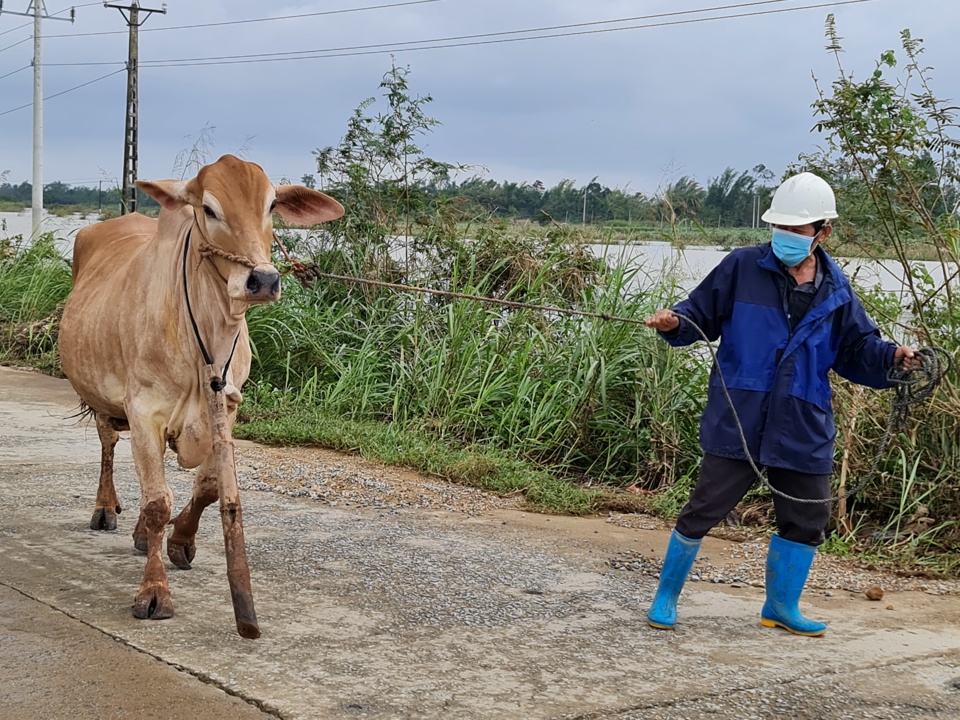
[0,0,958,196]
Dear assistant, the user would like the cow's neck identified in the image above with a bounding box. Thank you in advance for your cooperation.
[178,220,247,379]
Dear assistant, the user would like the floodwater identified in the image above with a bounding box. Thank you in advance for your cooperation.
[1,210,953,300]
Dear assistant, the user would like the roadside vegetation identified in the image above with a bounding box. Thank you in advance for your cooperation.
[1,18,958,575]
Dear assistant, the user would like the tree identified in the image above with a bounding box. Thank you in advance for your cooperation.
[802,15,960,338]
[704,167,757,227]
[660,176,705,224]
[315,61,461,247]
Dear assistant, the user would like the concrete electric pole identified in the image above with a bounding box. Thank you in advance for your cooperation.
[0,1,75,238]
[104,0,166,214]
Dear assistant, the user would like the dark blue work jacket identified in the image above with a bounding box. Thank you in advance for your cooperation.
[662,243,896,474]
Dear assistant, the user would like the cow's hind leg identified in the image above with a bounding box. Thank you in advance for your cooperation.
[90,413,123,531]
[167,458,218,570]
[128,413,175,620]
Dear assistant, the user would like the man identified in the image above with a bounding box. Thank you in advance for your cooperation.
[644,171,918,636]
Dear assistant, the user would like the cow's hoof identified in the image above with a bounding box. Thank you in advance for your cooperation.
[132,532,148,554]
[167,539,196,570]
[132,588,174,620]
[90,507,118,532]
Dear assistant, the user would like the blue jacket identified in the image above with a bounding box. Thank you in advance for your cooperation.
[662,243,896,474]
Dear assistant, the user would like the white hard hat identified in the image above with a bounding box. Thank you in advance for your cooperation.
[761,172,839,225]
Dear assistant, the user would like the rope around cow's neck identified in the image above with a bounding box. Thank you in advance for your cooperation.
[672,311,950,505]
[182,226,241,394]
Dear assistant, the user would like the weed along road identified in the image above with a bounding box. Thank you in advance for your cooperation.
[3,365,960,720]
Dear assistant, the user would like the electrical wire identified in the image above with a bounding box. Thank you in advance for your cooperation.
[0,35,31,54]
[127,0,828,65]
[0,67,123,117]
[0,1,100,48]
[40,0,885,69]
[44,0,443,39]
[0,0,884,115]
[142,0,889,68]
[0,64,30,81]
[0,20,32,38]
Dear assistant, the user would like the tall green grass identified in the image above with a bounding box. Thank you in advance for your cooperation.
[243,229,707,497]
[0,234,72,373]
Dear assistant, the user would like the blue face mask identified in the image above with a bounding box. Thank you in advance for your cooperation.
[771,227,817,267]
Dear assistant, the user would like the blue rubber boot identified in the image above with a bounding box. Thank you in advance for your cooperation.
[647,529,702,630]
[760,534,827,637]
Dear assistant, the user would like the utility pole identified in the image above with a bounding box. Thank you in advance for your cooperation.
[105,0,166,214]
[0,1,75,238]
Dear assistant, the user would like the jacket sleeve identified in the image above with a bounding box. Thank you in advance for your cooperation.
[832,290,897,389]
[659,254,736,347]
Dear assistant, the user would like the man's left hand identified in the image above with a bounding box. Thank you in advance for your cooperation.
[895,345,923,370]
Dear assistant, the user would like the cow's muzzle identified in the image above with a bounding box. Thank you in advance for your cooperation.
[245,268,281,302]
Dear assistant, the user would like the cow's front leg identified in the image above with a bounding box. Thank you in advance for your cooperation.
[132,512,148,553]
[167,458,218,570]
[90,413,123,531]
[128,413,175,620]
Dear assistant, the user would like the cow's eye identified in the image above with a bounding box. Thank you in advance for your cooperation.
[203,205,217,219]
[269,200,277,213]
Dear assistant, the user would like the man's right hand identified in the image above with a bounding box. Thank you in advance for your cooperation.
[645,309,680,332]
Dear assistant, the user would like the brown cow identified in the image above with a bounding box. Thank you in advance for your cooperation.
[58,155,343,638]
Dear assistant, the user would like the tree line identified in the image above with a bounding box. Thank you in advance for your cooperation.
[417,164,779,227]
[0,181,158,211]
[2,167,777,228]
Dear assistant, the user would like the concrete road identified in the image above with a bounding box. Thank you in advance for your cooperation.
[1,365,960,720]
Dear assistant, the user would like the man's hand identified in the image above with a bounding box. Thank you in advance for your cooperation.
[645,309,680,332]
[895,345,923,371]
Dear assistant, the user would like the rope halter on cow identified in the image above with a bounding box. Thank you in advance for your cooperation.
[182,225,241,394]
[196,240,258,270]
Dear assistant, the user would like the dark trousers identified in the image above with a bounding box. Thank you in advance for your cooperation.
[675,453,831,546]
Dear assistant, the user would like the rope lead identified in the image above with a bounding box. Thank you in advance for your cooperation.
[276,250,948,505]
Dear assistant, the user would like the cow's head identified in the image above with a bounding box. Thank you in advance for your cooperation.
[137,154,344,304]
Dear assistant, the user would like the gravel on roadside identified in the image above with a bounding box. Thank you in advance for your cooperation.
[235,444,521,515]
[233,442,960,599]
[606,513,960,597]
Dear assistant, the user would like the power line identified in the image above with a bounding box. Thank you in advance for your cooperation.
[147,0,884,68]
[39,0,885,69]
[0,2,94,38]
[0,0,884,117]
[0,34,30,53]
[0,19,31,37]
[0,63,29,80]
[0,67,123,117]
[134,0,825,64]
[43,0,443,39]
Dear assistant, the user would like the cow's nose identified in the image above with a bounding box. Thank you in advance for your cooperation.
[245,269,280,299]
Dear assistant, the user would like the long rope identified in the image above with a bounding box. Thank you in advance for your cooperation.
[276,245,949,505]
[287,266,648,324]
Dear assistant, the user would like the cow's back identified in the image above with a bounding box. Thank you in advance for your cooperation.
[71,213,158,285]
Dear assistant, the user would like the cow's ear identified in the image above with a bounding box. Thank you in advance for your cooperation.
[136,179,192,211]
[274,185,344,225]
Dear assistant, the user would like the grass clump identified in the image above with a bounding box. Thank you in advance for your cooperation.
[0,233,71,375]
